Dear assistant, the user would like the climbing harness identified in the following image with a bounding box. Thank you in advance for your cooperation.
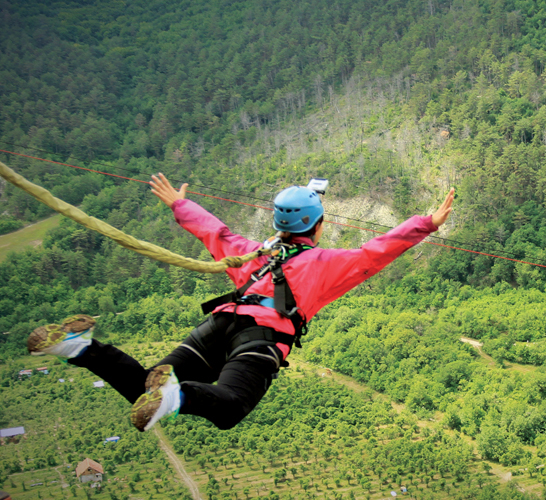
[202,241,313,349]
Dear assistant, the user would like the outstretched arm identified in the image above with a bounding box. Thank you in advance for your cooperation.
[304,188,456,312]
[149,173,188,208]
[431,188,454,228]
[150,173,263,286]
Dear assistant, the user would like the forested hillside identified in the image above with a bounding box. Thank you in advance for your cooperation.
[4,0,546,498]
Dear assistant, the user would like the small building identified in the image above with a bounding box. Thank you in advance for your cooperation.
[103,436,120,445]
[36,367,49,375]
[93,381,105,388]
[59,379,65,383]
[0,490,12,500]
[76,458,103,483]
[18,369,32,379]
[0,427,25,439]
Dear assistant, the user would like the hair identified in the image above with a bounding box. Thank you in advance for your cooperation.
[281,216,324,242]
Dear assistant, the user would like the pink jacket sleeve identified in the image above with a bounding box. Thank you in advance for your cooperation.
[294,215,438,317]
[171,199,265,287]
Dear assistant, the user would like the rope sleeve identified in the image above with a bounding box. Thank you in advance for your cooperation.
[0,161,269,273]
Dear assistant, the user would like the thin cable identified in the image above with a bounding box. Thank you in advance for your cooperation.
[0,140,276,205]
[0,147,386,229]
[2,148,545,269]
[0,149,273,207]
[3,141,535,262]
[0,141,148,178]
[0,142,401,226]
[427,241,546,269]
[0,149,150,184]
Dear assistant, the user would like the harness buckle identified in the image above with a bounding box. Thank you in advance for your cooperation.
[252,264,272,281]
[271,267,285,285]
[285,306,300,318]
[263,235,282,250]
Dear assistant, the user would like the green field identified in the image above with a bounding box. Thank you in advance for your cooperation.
[169,358,545,500]
[0,215,61,262]
[0,344,192,500]
[4,342,546,500]
[2,461,187,500]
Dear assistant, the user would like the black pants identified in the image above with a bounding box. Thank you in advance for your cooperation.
[69,313,283,429]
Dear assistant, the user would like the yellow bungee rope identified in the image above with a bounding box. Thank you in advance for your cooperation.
[0,161,271,272]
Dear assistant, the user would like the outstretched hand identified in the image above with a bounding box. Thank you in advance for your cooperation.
[431,188,455,228]
[150,173,188,208]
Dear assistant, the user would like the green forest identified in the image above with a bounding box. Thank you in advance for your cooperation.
[4,0,546,498]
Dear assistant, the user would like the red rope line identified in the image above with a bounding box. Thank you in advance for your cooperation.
[0,149,280,209]
[323,221,546,267]
[2,148,545,269]
[185,191,273,210]
[0,149,150,184]
[427,241,546,268]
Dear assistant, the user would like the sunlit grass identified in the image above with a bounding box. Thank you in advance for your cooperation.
[0,214,61,262]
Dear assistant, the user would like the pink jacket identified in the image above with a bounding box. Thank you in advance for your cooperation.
[172,199,438,358]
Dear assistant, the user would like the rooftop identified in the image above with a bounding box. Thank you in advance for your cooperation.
[0,427,25,438]
[76,458,104,477]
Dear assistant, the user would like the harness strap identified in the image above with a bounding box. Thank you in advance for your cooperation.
[201,242,312,347]
[228,326,295,359]
[271,265,306,348]
[201,287,248,315]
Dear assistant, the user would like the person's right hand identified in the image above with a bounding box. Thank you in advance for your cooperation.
[431,188,455,228]
[150,173,188,209]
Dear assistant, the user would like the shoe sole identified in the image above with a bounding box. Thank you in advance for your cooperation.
[61,314,96,333]
[27,325,65,353]
[130,365,176,432]
[131,391,164,432]
[28,315,96,355]
[146,365,174,392]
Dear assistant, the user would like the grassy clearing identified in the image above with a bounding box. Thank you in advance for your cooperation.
[0,214,61,262]
[3,461,187,500]
[461,337,539,374]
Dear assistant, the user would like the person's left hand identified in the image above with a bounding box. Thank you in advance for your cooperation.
[431,188,455,228]
[150,173,188,208]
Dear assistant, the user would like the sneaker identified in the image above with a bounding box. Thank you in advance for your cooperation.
[27,314,96,358]
[130,365,181,432]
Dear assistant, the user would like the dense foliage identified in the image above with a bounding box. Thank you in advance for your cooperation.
[5,0,546,497]
[162,367,539,500]
[3,0,546,218]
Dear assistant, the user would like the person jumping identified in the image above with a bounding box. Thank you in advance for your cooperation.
[27,175,454,431]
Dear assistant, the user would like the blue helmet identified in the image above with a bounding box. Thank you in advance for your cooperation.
[273,186,324,233]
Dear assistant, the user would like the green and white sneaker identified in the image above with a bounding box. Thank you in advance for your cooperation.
[130,365,182,432]
[27,315,96,358]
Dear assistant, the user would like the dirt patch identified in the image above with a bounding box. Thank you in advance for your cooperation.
[460,337,483,348]
[154,427,204,500]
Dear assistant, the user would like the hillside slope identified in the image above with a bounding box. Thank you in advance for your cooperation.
[3,1,546,497]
